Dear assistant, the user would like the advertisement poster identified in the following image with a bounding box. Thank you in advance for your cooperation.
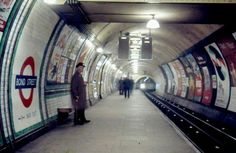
[192,51,214,106]
[216,34,236,86]
[47,25,72,83]
[63,31,86,83]
[161,64,174,94]
[62,30,85,60]
[216,32,236,111]
[168,62,180,96]
[64,59,73,83]
[93,55,106,99]
[56,56,68,83]
[186,54,203,102]
[83,49,96,81]
[179,56,195,100]
[175,59,187,98]
[0,0,16,32]
[78,40,92,64]
[205,43,230,108]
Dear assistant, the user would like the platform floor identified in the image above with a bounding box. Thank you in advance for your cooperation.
[16,90,199,153]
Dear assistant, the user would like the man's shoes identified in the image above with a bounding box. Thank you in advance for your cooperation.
[74,121,84,125]
[83,120,90,123]
[74,120,90,125]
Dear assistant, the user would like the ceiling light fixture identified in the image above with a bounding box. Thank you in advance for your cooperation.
[146,15,160,29]
[96,47,103,53]
[43,0,57,4]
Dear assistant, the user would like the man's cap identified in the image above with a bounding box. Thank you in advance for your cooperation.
[76,62,85,68]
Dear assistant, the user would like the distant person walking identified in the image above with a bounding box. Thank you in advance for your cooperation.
[71,62,90,125]
[129,77,134,94]
[123,77,131,98]
[118,77,124,95]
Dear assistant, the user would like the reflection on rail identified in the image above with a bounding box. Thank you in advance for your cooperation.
[144,91,236,153]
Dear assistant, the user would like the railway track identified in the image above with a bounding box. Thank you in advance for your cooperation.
[145,92,236,153]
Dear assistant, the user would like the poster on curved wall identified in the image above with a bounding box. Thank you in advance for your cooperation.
[78,40,93,64]
[185,54,203,102]
[62,30,82,60]
[77,40,94,80]
[175,59,187,98]
[168,61,180,96]
[65,31,86,83]
[82,44,95,82]
[84,47,97,82]
[216,34,236,111]
[192,50,215,106]
[47,25,73,83]
[179,56,195,100]
[60,30,86,83]
[74,40,94,104]
[10,0,58,137]
[161,64,174,94]
[204,43,230,108]
[93,55,106,99]
[46,26,85,84]
[0,0,16,40]
[88,55,101,102]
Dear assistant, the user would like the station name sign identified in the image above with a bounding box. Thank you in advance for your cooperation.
[15,75,37,89]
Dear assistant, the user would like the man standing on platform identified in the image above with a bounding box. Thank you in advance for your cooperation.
[71,62,90,125]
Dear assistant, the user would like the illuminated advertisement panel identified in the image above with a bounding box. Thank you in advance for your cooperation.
[192,51,214,106]
[216,34,236,111]
[216,34,236,86]
[64,32,85,83]
[179,56,195,100]
[47,25,85,84]
[83,48,97,82]
[204,43,230,108]
[93,55,106,99]
[56,56,68,83]
[62,31,82,60]
[186,54,203,102]
[161,64,174,94]
[175,59,187,98]
[78,40,92,64]
[168,61,181,96]
[47,25,73,83]
[77,40,94,82]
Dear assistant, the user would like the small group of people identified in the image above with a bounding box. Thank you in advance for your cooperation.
[118,77,134,98]
[71,62,90,125]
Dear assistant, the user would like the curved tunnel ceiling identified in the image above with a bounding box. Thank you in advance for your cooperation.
[49,1,234,79]
[86,23,222,78]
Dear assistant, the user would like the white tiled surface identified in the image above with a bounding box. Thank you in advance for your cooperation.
[16,90,198,153]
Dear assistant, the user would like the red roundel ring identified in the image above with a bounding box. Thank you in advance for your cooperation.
[19,56,35,108]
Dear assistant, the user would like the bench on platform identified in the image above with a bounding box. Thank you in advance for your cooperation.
[57,108,74,124]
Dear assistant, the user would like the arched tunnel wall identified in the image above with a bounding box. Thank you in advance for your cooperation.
[0,1,117,150]
[0,1,236,151]
[160,25,236,128]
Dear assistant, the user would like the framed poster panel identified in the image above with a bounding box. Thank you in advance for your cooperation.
[161,64,174,94]
[186,54,203,102]
[168,62,180,96]
[192,50,215,106]
[204,43,230,108]
[179,56,195,100]
[216,33,236,112]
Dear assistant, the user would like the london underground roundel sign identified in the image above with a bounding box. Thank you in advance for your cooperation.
[15,56,37,108]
